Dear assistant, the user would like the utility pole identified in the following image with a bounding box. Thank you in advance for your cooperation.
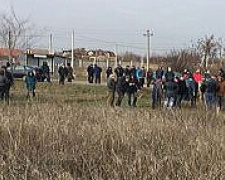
[143,29,153,71]
[8,27,11,65]
[115,44,118,68]
[71,30,74,68]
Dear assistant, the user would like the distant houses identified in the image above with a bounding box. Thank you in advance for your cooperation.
[0,48,22,66]
[0,47,117,72]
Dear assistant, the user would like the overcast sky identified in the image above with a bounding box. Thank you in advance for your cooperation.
[1,0,225,55]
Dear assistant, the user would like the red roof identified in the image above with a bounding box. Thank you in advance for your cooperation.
[0,48,22,57]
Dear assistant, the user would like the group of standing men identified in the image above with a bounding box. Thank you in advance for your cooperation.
[58,63,75,85]
[105,64,225,111]
[107,64,146,107]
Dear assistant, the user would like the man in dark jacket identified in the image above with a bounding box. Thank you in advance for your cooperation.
[114,64,124,78]
[185,73,197,107]
[175,77,187,108]
[1,66,14,101]
[201,74,218,109]
[164,67,175,82]
[127,75,140,107]
[40,62,50,82]
[115,76,127,107]
[87,64,94,83]
[164,79,178,107]
[152,79,163,109]
[106,66,113,79]
[94,64,102,84]
[124,65,131,77]
[156,66,164,79]
[0,68,9,101]
[58,63,66,85]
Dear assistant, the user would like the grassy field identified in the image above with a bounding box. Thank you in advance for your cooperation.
[0,81,225,179]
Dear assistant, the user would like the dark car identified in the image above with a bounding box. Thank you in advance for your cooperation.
[8,65,45,82]
[7,65,34,79]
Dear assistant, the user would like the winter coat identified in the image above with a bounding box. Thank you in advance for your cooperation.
[58,66,66,78]
[106,67,113,78]
[114,67,124,78]
[94,66,102,76]
[87,65,94,75]
[217,80,225,97]
[152,80,163,99]
[116,77,128,93]
[156,69,164,79]
[0,75,9,87]
[107,77,116,91]
[165,81,178,98]
[177,79,187,96]
[201,78,218,94]
[186,78,197,97]
[127,77,139,93]
[25,74,36,91]
[67,66,74,79]
[193,72,202,83]
[136,68,144,79]
[164,71,175,82]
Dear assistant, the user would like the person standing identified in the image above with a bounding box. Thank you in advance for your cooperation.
[24,71,36,98]
[185,73,197,108]
[114,64,124,78]
[87,64,94,83]
[164,79,178,108]
[107,74,116,107]
[94,64,102,84]
[58,63,66,85]
[1,65,14,101]
[152,79,163,109]
[127,75,140,107]
[216,76,225,111]
[67,63,74,82]
[164,67,175,82]
[201,73,218,109]
[41,62,50,82]
[115,76,127,107]
[106,66,113,79]
[146,68,154,87]
[0,68,9,101]
[175,77,187,108]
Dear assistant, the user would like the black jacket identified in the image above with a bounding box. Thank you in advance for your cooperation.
[0,75,9,87]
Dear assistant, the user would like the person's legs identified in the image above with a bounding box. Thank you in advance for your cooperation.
[127,92,132,106]
[132,92,137,107]
[107,90,115,107]
[0,87,5,101]
[176,95,182,108]
[116,91,124,106]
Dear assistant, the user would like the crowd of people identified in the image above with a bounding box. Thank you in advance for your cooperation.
[105,64,225,111]
[1,60,225,112]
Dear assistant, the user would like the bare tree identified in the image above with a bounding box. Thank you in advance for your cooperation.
[197,35,222,69]
[0,6,41,64]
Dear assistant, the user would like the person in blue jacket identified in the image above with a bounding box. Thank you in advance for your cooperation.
[25,71,36,98]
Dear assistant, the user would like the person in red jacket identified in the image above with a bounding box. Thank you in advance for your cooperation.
[193,69,203,100]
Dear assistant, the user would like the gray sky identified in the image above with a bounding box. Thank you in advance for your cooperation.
[1,0,225,55]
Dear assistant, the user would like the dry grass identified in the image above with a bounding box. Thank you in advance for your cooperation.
[0,82,225,179]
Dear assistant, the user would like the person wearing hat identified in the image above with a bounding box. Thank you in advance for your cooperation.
[0,68,9,101]
[24,71,36,98]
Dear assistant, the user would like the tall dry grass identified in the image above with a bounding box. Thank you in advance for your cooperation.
[0,102,224,179]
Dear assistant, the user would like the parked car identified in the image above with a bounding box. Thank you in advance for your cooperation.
[7,65,34,78]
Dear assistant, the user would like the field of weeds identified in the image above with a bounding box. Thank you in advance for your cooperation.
[0,82,225,179]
